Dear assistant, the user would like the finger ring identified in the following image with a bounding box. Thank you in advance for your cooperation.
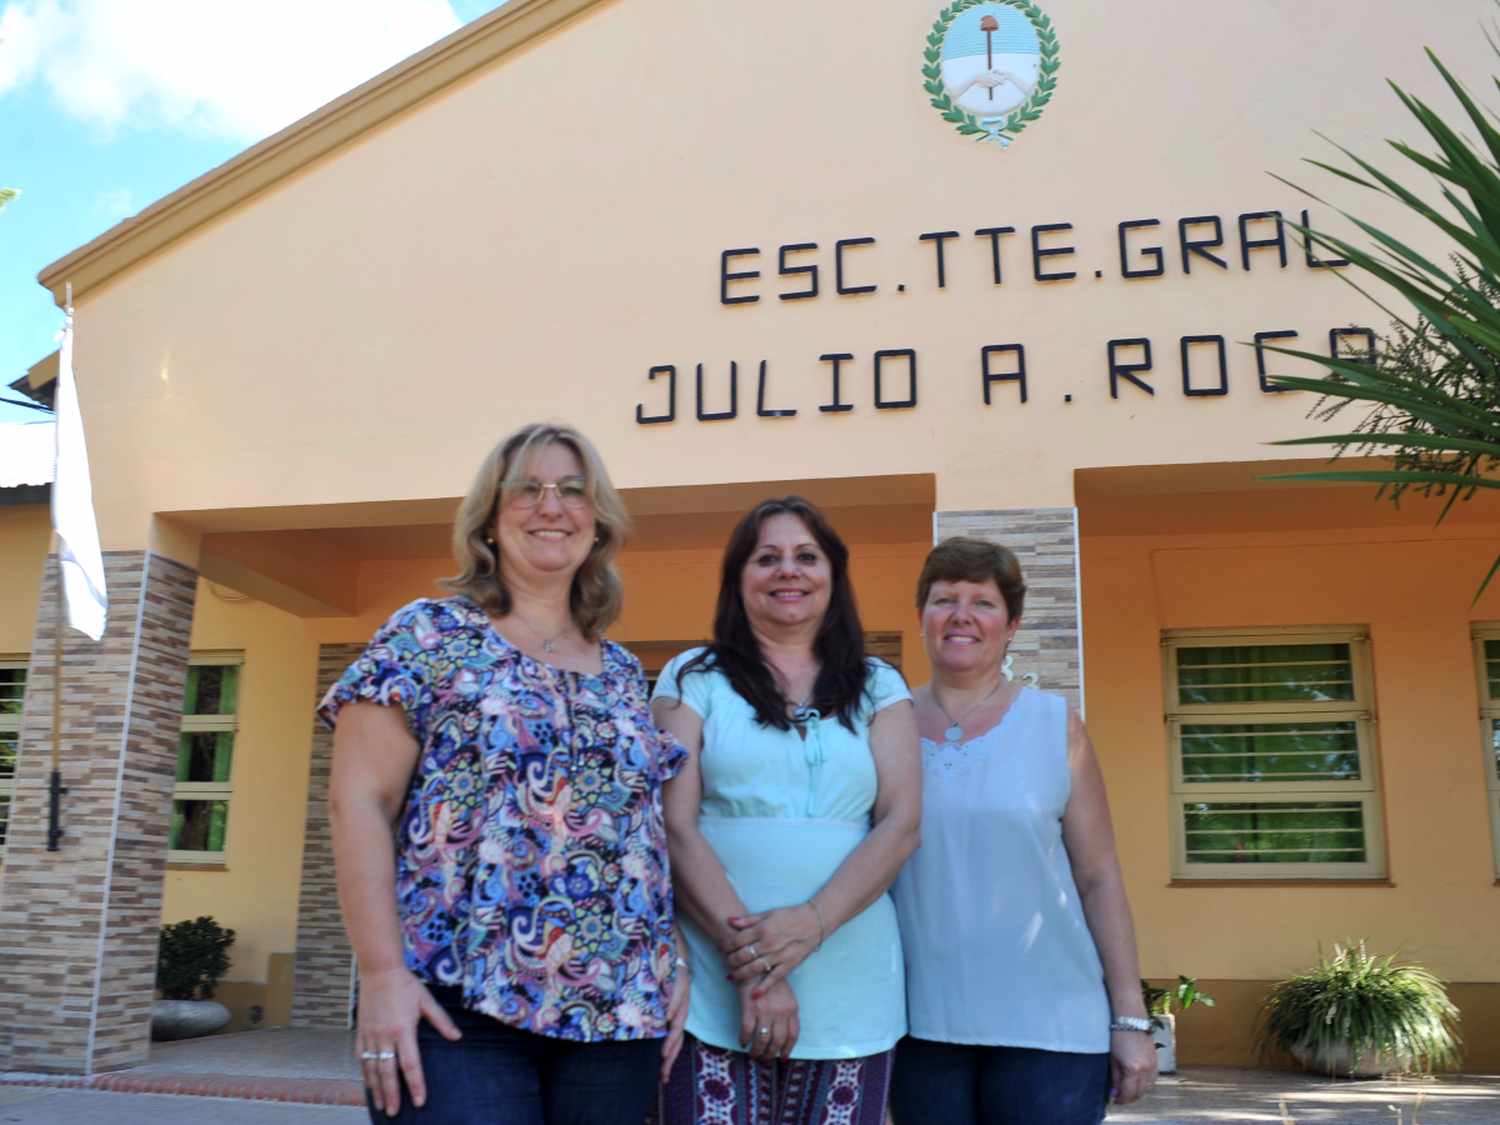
[378,1051,396,1061]
[360,1051,378,1060]
[757,1027,770,1037]
[759,956,771,974]
[747,944,758,959]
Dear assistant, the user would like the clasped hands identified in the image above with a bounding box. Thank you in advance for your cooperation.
[717,902,822,1061]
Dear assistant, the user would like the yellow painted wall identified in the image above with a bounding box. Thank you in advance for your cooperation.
[1083,509,1500,1068]
[58,0,1500,552]
[0,506,50,655]
[159,579,321,1025]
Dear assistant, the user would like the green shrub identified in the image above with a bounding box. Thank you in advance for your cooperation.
[1255,941,1461,1075]
[1142,975,1215,1031]
[156,916,236,1001]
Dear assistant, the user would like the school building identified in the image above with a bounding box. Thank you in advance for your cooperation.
[1,0,1497,1076]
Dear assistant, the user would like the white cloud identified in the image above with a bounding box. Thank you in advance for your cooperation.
[92,188,132,216]
[0,0,465,142]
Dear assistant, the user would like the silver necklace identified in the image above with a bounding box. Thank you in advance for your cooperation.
[932,679,1003,744]
[512,611,572,653]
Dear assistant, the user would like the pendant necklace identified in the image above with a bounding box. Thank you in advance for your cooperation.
[512,611,572,653]
[932,678,1003,744]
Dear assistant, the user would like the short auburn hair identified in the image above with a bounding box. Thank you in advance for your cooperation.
[915,537,1026,622]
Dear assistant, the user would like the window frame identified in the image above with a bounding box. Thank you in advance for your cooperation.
[0,656,25,855]
[1469,627,1500,877]
[169,651,242,866]
[1162,626,1386,881]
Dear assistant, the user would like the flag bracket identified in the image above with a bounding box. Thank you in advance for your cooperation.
[46,771,68,852]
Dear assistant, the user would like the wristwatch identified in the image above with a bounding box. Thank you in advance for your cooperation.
[1109,1016,1152,1033]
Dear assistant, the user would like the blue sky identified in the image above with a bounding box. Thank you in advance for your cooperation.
[0,0,506,423]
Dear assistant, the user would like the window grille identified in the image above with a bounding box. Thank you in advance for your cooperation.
[1162,628,1384,879]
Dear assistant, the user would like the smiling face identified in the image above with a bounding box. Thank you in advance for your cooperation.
[921,577,1020,678]
[739,512,833,636]
[490,441,596,587]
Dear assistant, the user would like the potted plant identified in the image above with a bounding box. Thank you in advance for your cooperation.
[151,916,237,1041]
[1255,942,1461,1078]
[1141,976,1214,1074]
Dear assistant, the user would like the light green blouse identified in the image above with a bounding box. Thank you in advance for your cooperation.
[654,649,912,1059]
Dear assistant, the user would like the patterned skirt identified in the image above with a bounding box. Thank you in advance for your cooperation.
[649,1035,894,1125]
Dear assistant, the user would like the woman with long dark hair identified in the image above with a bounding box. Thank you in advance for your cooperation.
[650,496,922,1125]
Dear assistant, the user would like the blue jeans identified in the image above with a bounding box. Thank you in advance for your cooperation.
[370,989,663,1125]
[888,1037,1110,1125]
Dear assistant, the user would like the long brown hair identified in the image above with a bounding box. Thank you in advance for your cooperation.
[438,422,630,640]
[678,496,870,731]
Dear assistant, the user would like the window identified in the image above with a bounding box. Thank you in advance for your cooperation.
[1162,628,1385,879]
[0,658,24,851]
[1470,630,1500,875]
[171,654,241,862]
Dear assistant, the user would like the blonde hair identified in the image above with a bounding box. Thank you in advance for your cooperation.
[438,422,630,640]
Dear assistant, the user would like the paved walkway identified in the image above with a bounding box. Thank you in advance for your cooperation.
[1111,1066,1500,1124]
[0,1031,1496,1123]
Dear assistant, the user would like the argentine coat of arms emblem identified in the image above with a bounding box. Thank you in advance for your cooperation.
[924,0,1059,150]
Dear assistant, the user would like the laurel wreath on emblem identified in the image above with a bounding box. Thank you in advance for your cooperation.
[923,0,1060,148]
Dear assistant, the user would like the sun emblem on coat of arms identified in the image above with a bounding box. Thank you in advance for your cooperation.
[924,0,1060,150]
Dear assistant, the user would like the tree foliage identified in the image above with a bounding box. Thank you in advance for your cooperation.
[156,916,236,1001]
[1264,49,1500,601]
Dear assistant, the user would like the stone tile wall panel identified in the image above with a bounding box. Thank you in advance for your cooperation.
[0,551,196,1074]
[290,643,364,1029]
[933,508,1083,715]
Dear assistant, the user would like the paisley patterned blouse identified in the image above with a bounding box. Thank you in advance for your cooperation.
[318,596,686,1042]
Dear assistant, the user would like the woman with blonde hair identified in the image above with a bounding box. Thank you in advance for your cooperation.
[322,422,690,1123]
[890,537,1156,1125]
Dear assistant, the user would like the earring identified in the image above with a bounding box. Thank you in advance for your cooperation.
[1001,652,1015,681]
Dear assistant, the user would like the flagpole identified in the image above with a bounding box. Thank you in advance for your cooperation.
[48,537,67,851]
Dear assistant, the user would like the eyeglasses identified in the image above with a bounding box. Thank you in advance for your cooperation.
[504,476,590,509]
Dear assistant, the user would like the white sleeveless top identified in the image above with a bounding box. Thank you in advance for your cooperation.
[891,687,1110,1052]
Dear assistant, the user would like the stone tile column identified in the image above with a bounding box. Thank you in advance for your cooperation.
[0,551,197,1074]
[933,508,1083,716]
[290,643,363,1029]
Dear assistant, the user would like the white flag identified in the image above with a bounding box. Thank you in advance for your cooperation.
[52,306,108,641]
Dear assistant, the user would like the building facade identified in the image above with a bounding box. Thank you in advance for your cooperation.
[1,0,1498,1074]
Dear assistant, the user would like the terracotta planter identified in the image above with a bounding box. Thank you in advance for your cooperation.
[1289,1040,1413,1078]
[151,999,231,1041]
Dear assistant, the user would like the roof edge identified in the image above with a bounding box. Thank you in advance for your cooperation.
[38,0,611,306]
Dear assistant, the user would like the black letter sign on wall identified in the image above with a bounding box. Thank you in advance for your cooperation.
[874,349,918,409]
[1254,330,1299,392]
[1329,328,1377,365]
[1302,210,1351,269]
[696,362,739,421]
[1179,216,1227,272]
[756,360,797,417]
[636,365,677,424]
[975,226,1016,284]
[1119,219,1165,279]
[920,231,961,288]
[1239,212,1287,270]
[836,238,878,295]
[1109,338,1154,398]
[1181,335,1228,397]
[1031,223,1077,281]
[820,353,855,413]
[981,345,1027,404]
[778,243,819,300]
[721,248,760,304]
